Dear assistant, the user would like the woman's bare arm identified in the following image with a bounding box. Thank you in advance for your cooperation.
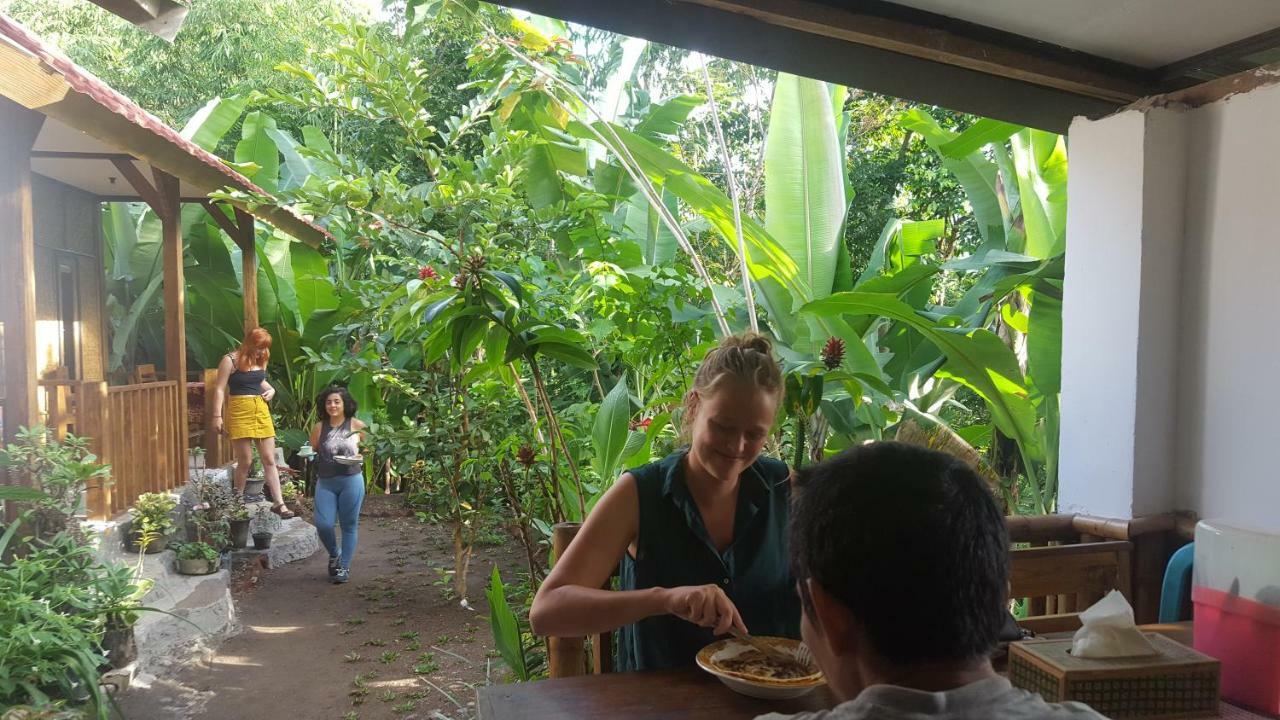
[308,423,321,449]
[212,355,233,432]
[529,474,671,637]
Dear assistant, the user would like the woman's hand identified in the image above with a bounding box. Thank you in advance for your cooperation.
[664,584,748,636]
[213,415,224,434]
[261,385,276,402]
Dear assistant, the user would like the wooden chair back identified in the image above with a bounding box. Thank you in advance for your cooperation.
[547,522,617,678]
[133,363,159,383]
[1010,540,1133,634]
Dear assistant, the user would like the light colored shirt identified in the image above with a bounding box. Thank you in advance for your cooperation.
[757,677,1108,720]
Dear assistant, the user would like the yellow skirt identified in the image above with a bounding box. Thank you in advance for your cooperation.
[227,395,275,440]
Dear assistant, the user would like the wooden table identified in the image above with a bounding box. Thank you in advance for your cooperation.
[477,667,838,719]
[480,623,1274,719]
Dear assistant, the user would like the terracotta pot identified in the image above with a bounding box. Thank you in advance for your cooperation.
[252,532,273,549]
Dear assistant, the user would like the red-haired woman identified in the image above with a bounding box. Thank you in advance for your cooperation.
[212,327,294,518]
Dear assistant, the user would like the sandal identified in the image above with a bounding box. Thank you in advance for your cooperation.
[270,504,296,520]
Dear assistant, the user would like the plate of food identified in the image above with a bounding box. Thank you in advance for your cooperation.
[696,636,824,700]
[333,454,363,466]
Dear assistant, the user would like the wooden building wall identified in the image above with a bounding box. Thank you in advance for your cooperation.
[31,174,105,383]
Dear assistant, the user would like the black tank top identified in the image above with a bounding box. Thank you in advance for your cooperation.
[226,354,266,396]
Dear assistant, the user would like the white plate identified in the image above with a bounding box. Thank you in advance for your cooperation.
[333,454,363,466]
[695,638,824,700]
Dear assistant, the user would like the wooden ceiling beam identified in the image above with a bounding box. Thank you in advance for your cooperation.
[676,0,1150,103]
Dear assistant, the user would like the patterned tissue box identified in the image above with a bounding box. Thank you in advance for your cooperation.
[1009,632,1220,719]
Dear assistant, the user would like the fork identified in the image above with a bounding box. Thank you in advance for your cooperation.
[730,630,813,674]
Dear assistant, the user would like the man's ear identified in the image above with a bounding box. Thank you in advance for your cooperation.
[809,579,856,657]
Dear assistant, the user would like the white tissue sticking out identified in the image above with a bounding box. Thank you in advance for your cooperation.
[1071,589,1158,658]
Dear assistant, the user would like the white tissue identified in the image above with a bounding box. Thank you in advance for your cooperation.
[1070,589,1158,658]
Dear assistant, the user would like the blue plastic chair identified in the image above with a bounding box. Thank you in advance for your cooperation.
[1159,542,1195,623]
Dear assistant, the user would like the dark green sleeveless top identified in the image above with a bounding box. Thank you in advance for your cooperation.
[616,449,800,672]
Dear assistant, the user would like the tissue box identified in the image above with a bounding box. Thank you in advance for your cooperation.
[1009,632,1219,719]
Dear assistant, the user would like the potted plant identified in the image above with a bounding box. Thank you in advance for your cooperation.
[173,541,220,575]
[227,494,251,549]
[124,492,176,554]
[97,561,154,669]
[251,504,282,549]
[243,456,266,501]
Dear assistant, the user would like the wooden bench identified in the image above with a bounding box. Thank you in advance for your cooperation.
[1010,540,1132,634]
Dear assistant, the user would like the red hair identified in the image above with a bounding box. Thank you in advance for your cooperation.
[235,327,272,371]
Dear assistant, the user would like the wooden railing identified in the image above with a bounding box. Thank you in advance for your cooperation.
[39,379,185,519]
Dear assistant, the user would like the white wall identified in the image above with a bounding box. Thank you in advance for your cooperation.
[1062,80,1280,531]
[1176,83,1280,531]
[1059,111,1145,518]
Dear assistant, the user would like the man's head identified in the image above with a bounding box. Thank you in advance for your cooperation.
[790,441,1008,696]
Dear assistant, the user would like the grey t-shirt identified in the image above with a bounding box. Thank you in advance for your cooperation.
[757,678,1107,720]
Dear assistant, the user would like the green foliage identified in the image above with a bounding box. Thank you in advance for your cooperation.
[172,541,220,563]
[131,492,177,551]
[484,567,544,681]
[0,453,151,717]
[0,427,111,540]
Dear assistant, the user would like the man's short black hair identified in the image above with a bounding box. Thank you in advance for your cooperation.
[791,441,1009,665]
[316,385,358,420]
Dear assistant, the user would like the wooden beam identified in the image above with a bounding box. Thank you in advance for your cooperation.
[156,168,189,486]
[484,0,1119,132]
[30,150,138,161]
[676,0,1147,103]
[235,208,259,334]
[1154,25,1280,85]
[110,157,167,219]
[0,99,44,457]
[199,199,242,240]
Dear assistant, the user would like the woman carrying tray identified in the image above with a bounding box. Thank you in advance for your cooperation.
[308,385,366,584]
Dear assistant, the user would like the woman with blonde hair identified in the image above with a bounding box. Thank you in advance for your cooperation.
[529,333,798,671]
[212,327,293,519]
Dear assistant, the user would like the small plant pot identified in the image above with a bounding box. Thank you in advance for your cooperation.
[252,532,273,549]
[176,557,215,575]
[243,477,266,499]
[121,526,166,554]
[102,621,137,669]
[229,518,251,549]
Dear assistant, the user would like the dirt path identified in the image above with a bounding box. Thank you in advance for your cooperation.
[116,495,527,720]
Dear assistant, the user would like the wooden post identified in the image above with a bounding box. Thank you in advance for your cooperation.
[79,381,110,519]
[155,169,189,487]
[203,368,224,467]
[0,100,43,452]
[235,208,258,334]
[0,100,43,523]
[548,522,588,678]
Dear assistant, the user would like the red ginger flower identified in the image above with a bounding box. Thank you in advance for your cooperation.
[418,265,438,281]
[821,336,846,371]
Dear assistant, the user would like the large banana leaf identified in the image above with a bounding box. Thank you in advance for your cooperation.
[900,109,1004,251]
[802,292,1040,463]
[764,74,846,301]
[235,111,281,193]
[1010,129,1068,259]
[578,122,805,323]
[181,96,248,152]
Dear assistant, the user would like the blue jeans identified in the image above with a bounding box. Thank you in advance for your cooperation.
[314,473,365,569]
